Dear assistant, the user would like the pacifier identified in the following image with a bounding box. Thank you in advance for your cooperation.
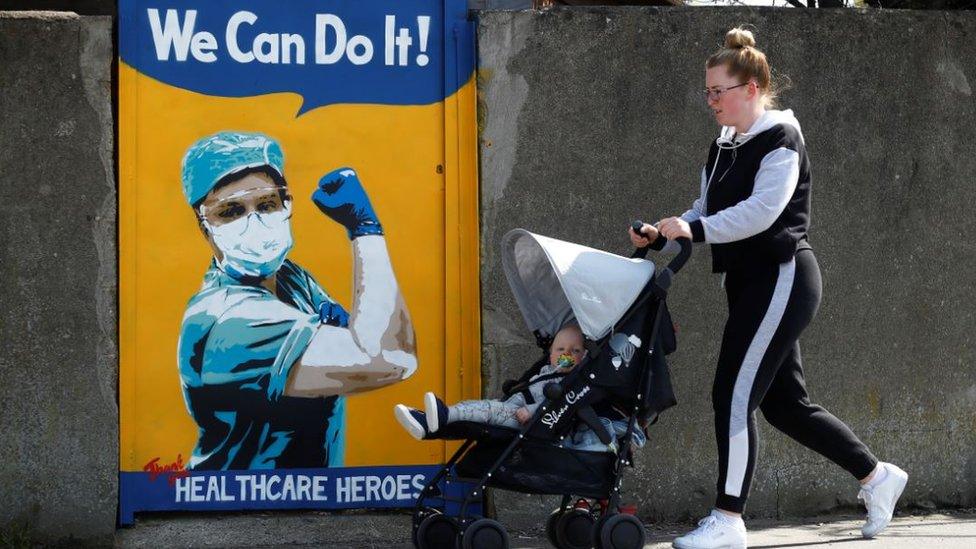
[556,354,576,369]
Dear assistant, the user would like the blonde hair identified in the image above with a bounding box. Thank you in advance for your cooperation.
[707,27,781,109]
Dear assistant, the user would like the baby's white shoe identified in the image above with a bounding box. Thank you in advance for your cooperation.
[393,404,428,441]
[424,392,449,433]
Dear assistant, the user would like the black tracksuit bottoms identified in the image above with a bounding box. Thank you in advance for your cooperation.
[713,248,878,513]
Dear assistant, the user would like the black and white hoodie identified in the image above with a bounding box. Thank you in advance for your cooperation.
[653,109,812,273]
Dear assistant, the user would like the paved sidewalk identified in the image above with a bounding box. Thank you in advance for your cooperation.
[643,512,976,548]
[116,510,976,548]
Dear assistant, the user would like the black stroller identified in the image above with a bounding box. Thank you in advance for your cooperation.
[412,225,692,549]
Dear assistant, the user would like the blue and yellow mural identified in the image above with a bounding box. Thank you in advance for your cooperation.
[118,0,480,523]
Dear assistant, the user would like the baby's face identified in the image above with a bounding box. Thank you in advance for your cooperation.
[549,328,585,370]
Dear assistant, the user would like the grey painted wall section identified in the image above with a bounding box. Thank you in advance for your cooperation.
[477,7,976,524]
[0,12,117,543]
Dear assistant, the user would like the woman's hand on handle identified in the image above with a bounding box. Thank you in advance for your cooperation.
[658,217,692,240]
[629,222,659,247]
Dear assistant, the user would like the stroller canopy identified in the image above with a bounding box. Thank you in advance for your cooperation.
[501,229,655,341]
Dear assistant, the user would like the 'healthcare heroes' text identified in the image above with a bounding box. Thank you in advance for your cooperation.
[173,472,428,503]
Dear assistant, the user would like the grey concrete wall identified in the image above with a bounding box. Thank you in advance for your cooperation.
[477,6,976,524]
[0,11,117,544]
[0,2,115,16]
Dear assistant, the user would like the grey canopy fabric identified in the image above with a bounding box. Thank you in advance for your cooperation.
[501,229,655,341]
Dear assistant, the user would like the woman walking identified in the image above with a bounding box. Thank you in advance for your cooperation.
[629,27,907,549]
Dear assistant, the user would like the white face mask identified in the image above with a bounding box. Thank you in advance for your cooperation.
[204,202,294,280]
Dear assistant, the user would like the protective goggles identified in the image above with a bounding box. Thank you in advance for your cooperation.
[197,186,292,227]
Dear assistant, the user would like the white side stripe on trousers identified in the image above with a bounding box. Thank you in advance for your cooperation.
[724,258,796,497]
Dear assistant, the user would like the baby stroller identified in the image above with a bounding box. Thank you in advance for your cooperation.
[412,224,691,549]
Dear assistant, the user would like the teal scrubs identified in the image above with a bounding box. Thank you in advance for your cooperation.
[178,259,347,470]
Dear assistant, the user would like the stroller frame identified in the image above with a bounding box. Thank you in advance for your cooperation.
[411,230,691,549]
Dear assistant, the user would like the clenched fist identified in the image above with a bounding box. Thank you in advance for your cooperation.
[312,167,383,239]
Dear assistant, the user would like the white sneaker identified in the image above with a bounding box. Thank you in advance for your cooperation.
[424,392,449,433]
[393,404,428,441]
[672,513,747,549]
[859,462,908,538]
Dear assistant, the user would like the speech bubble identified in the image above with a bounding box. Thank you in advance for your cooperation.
[120,0,475,116]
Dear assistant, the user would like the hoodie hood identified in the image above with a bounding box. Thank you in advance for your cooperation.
[717,109,804,148]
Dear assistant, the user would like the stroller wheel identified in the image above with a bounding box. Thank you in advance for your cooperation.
[598,514,645,549]
[545,509,564,547]
[416,513,461,549]
[460,518,510,549]
[591,514,608,549]
[555,508,596,549]
[413,508,438,548]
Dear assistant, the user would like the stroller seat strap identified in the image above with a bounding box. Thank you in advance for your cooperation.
[516,371,569,405]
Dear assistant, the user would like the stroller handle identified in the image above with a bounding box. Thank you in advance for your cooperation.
[631,221,653,259]
[630,220,693,275]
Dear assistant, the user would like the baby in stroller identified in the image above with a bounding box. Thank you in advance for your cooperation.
[394,321,647,452]
[394,322,586,439]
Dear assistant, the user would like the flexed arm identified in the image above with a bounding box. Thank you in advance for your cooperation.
[285,168,417,398]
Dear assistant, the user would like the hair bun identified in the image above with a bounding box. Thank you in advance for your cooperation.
[724,27,756,49]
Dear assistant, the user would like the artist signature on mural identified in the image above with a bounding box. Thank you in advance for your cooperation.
[144,454,190,485]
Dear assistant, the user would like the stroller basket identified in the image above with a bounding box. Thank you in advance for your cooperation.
[456,438,614,498]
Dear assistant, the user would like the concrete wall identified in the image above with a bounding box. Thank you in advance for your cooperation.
[0,2,115,16]
[1,3,973,541]
[477,6,976,523]
[0,12,117,544]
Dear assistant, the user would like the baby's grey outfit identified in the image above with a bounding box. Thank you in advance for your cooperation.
[447,364,561,429]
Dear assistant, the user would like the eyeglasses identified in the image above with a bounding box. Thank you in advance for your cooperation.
[703,82,750,102]
[198,186,291,227]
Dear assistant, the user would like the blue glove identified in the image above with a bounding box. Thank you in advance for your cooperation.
[319,301,350,328]
[312,167,383,239]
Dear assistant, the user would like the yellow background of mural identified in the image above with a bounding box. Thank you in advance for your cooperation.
[119,62,480,470]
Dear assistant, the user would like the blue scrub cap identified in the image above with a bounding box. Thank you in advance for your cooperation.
[181,132,285,207]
